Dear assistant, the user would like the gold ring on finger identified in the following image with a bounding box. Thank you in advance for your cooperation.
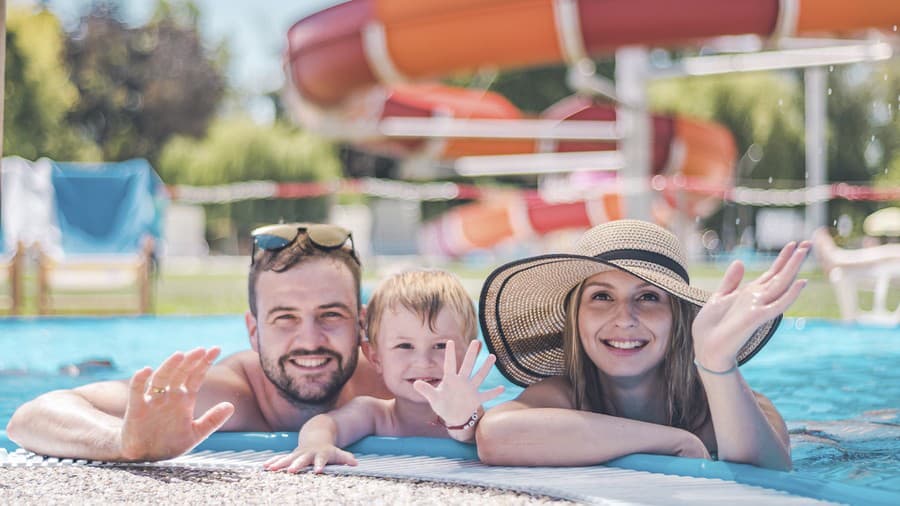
[150,385,168,395]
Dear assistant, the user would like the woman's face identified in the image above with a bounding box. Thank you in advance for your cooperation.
[577,270,673,380]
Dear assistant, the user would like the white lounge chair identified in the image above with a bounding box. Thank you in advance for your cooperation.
[813,228,900,325]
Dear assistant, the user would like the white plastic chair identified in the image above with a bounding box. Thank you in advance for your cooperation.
[814,228,900,325]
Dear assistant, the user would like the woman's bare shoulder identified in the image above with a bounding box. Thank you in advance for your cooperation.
[751,390,790,445]
[506,376,576,410]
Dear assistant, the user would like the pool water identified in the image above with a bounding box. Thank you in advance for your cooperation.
[1,316,898,492]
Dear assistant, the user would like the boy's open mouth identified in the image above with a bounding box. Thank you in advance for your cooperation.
[409,377,441,386]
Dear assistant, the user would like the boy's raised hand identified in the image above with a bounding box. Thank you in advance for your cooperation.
[264,443,358,474]
[413,340,504,432]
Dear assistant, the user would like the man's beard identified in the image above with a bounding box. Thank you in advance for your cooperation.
[260,345,359,406]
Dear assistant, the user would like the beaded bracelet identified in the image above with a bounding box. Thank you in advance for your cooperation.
[693,358,738,376]
[440,409,481,431]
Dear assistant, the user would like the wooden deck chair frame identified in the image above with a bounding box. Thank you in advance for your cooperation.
[0,242,24,315]
[37,237,155,315]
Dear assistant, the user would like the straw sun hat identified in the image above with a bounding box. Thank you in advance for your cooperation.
[479,219,782,386]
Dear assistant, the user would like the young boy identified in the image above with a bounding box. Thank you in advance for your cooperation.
[264,269,504,473]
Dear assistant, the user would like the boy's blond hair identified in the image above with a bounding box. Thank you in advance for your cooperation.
[366,270,477,347]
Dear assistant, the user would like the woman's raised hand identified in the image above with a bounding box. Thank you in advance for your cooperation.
[414,340,504,431]
[692,241,811,372]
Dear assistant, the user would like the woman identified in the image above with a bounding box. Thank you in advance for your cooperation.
[476,220,809,470]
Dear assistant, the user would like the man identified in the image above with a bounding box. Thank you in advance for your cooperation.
[6,223,390,461]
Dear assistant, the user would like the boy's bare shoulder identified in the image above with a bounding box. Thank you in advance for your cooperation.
[342,395,393,413]
[334,396,394,427]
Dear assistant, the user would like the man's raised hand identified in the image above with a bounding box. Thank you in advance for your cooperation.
[119,347,234,461]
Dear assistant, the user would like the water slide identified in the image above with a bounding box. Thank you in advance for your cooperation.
[285,0,900,255]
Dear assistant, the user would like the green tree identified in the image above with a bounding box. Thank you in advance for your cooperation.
[445,61,616,115]
[64,1,226,163]
[833,61,900,227]
[4,7,100,160]
[157,118,341,252]
[650,72,806,185]
[649,72,806,247]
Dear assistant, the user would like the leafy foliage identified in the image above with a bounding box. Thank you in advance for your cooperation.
[157,118,341,252]
[445,61,616,115]
[650,62,900,238]
[4,8,101,160]
[157,118,340,184]
[650,72,805,185]
[64,1,226,163]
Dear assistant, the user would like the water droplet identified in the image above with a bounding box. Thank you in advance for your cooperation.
[894,25,899,32]
[828,65,834,72]
[871,135,876,142]
[736,218,741,225]
[884,74,889,81]
[886,168,890,175]
[833,219,838,226]
[795,318,807,330]
[747,143,764,162]
[768,176,773,184]
[827,88,833,95]
[778,99,783,106]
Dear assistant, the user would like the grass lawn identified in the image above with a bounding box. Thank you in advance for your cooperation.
[1,260,896,320]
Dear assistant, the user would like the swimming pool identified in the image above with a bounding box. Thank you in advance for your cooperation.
[1,316,898,494]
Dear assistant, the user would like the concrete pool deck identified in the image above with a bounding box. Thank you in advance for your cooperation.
[2,465,569,505]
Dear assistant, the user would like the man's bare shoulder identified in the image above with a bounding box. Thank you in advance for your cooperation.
[196,350,269,430]
[204,351,257,390]
[216,350,259,373]
[338,351,391,406]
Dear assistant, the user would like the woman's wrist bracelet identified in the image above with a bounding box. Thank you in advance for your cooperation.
[693,358,738,375]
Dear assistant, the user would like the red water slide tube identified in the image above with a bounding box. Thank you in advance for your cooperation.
[285,0,898,255]
[287,0,898,106]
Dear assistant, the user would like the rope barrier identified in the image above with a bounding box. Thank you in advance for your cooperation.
[166,177,899,206]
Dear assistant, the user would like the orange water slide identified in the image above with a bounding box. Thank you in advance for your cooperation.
[412,94,735,257]
[285,0,898,255]
[287,0,899,107]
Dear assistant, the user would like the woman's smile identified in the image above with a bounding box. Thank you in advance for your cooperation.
[601,338,650,353]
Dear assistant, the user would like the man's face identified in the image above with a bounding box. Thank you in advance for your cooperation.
[247,257,361,406]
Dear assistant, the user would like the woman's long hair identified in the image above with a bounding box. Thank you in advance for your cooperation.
[562,279,709,432]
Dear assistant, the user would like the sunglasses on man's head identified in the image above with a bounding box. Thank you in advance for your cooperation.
[250,223,359,265]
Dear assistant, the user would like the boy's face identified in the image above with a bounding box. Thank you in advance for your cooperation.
[370,305,469,403]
